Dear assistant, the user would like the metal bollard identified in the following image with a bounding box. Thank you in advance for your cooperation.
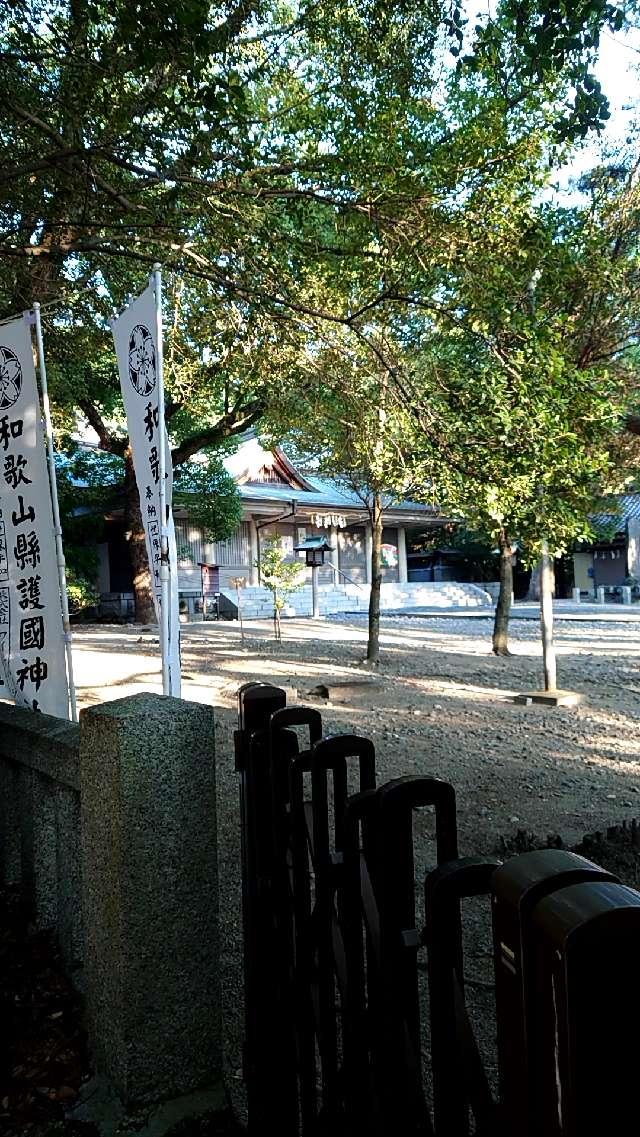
[235,683,299,1135]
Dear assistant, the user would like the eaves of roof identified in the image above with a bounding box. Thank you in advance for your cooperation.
[237,481,439,514]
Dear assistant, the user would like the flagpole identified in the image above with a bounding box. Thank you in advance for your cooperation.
[31,303,78,723]
[152,264,171,697]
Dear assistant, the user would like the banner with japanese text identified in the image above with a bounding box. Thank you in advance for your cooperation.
[0,317,70,716]
[111,286,181,695]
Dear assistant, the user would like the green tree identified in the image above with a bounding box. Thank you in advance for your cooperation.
[173,453,242,542]
[258,536,304,641]
[393,163,640,661]
[269,327,418,663]
[1,0,635,627]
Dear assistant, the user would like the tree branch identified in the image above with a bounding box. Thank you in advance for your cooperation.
[79,400,126,455]
[170,400,265,467]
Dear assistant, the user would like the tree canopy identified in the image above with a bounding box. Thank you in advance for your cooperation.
[2,0,639,623]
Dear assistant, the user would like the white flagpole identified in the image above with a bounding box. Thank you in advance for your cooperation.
[31,303,78,722]
[152,264,171,697]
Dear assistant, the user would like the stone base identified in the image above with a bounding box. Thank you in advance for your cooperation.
[69,1076,226,1137]
[513,689,584,707]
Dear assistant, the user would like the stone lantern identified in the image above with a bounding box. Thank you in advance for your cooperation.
[294,536,334,618]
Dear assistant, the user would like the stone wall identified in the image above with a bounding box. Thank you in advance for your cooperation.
[0,693,221,1121]
[0,703,82,968]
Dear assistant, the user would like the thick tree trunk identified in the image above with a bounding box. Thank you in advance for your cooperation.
[492,530,513,656]
[124,450,156,625]
[366,493,383,665]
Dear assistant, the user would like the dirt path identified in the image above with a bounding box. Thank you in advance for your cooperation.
[72,613,640,851]
[67,613,640,1113]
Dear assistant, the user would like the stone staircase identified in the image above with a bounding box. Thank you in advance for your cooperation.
[220,581,492,619]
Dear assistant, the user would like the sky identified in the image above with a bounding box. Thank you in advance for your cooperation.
[568,24,640,183]
[458,5,640,193]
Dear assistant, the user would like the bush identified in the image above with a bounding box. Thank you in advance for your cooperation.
[66,571,99,614]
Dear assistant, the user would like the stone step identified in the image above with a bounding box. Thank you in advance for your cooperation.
[219,580,493,618]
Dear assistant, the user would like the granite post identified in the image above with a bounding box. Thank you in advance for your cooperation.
[329,524,340,585]
[397,526,408,584]
[627,518,640,579]
[79,693,220,1109]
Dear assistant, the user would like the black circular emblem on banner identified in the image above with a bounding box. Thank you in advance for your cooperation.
[128,324,156,396]
[0,345,22,409]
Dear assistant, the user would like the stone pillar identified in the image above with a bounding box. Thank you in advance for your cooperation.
[365,524,373,585]
[572,587,581,603]
[622,585,632,605]
[311,564,320,617]
[249,517,259,586]
[597,586,606,604]
[628,518,640,579]
[329,525,340,585]
[80,693,220,1108]
[397,526,408,584]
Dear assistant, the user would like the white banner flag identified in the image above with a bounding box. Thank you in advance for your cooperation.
[111,285,181,695]
[0,317,70,717]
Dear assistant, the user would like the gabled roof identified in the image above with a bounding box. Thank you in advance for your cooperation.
[223,436,315,491]
[223,436,439,519]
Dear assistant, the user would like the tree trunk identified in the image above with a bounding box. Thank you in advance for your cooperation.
[366,493,383,665]
[124,450,156,625]
[492,530,513,656]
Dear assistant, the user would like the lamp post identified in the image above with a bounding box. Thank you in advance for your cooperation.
[294,537,334,618]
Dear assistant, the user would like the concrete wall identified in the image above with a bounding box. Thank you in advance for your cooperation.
[0,694,221,1119]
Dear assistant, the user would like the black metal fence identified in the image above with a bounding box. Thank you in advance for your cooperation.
[234,682,503,1136]
[234,682,640,1137]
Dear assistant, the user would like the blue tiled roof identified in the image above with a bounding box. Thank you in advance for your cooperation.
[591,493,640,529]
[238,478,437,514]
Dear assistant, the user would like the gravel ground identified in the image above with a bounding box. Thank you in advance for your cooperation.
[68,612,640,1121]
